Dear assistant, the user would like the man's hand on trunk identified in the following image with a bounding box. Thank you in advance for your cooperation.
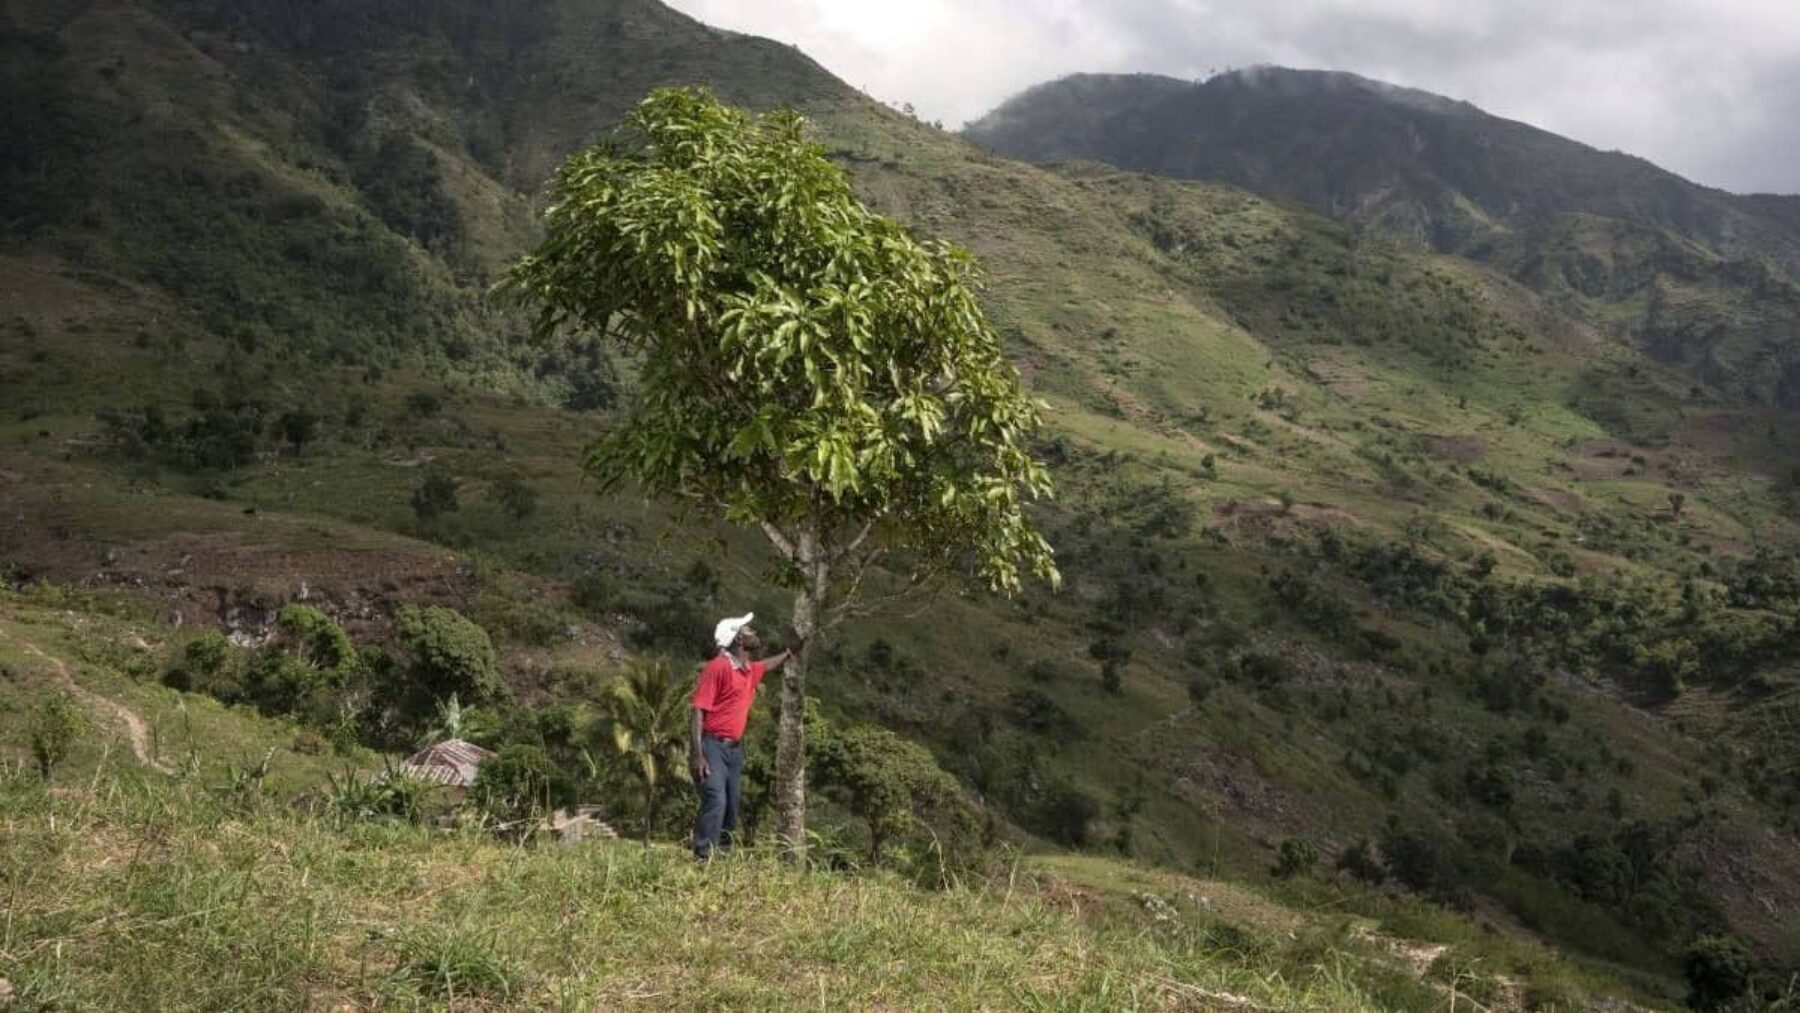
[781,624,808,654]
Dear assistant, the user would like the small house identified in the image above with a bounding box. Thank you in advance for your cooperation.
[398,738,493,799]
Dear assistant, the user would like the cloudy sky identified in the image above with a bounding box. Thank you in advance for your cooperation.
[666,0,1800,195]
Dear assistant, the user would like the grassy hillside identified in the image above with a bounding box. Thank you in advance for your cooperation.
[3,0,1800,1003]
[0,592,1684,1010]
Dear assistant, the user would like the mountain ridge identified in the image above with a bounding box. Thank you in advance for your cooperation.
[966,69,1800,240]
[965,66,1800,407]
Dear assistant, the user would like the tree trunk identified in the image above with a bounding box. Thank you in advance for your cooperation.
[643,778,655,849]
[773,529,828,864]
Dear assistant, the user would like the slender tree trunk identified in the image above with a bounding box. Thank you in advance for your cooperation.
[643,779,655,849]
[773,528,828,864]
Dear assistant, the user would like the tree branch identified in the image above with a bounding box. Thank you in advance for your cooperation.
[823,556,950,630]
[759,521,799,562]
[831,519,877,565]
[829,543,885,621]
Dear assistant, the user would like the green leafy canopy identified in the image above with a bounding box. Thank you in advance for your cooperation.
[501,87,1056,593]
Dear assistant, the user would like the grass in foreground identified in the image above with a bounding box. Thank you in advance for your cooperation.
[0,759,1507,1012]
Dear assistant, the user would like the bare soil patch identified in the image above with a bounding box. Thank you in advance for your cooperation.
[1425,434,1487,464]
[0,462,477,640]
[1527,487,1585,515]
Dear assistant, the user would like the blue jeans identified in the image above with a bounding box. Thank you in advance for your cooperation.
[693,734,743,859]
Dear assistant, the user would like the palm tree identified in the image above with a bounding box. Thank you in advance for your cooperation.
[596,658,692,846]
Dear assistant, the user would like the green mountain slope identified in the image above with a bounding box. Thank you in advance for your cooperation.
[964,69,1800,407]
[4,0,1800,1000]
[1,0,860,398]
[963,69,1800,268]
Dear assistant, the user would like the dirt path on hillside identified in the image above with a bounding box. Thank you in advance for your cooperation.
[1,629,172,775]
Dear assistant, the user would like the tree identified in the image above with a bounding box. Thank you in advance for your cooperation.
[501,88,1057,861]
[595,658,692,846]
[1667,491,1686,519]
[394,605,505,705]
[411,472,459,524]
[273,604,357,680]
[278,409,319,455]
[1088,636,1131,694]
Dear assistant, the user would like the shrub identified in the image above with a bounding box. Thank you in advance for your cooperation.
[811,719,978,865]
[571,572,615,613]
[1463,762,1517,811]
[1271,837,1318,879]
[163,631,245,698]
[1236,651,1289,688]
[1268,570,1355,636]
[1005,687,1077,737]
[472,744,559,829]
[1088,637,1130,694]
[1337,838,1386,884]
[1381,826,1464,902]
[244,652,330,715]
[491,475,539,521]
[29,691,88,780]
[1633,638,1697,698]
[1186,676,1213,706]
[325,765,440,823]
[1683,935,1754,1011]
[1028,778,1099,847]
[411,472,460,523]
[472,588,569,648]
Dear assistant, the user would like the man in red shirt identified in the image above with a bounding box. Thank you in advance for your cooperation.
[689,612,799,860]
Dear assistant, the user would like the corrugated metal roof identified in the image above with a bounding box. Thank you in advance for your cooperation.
[398,739,494,788]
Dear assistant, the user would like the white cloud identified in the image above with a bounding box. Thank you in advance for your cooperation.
[667,0,1800,193]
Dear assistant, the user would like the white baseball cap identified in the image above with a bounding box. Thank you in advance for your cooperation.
[713,612,754,649]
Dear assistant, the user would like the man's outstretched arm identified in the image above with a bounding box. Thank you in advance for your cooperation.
[760,627,807,673]
[760,639,807,672]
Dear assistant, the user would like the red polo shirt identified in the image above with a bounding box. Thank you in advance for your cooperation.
[691,652,767,740]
